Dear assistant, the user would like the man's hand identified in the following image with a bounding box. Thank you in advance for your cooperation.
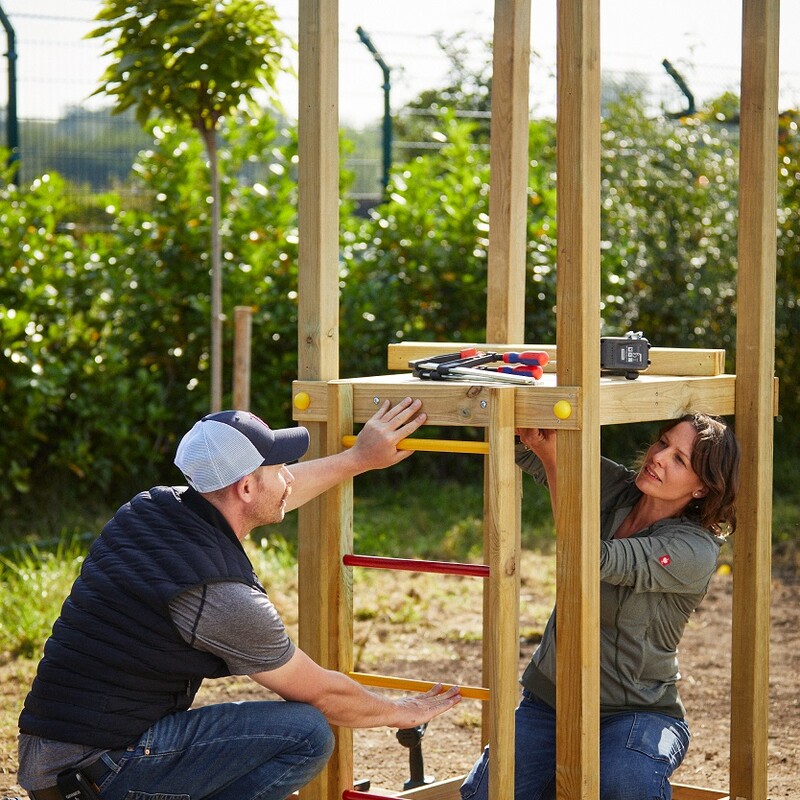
[349,397,427,471]
[385,683,462,730]
[283,397,427,512]
[251,650,461,729]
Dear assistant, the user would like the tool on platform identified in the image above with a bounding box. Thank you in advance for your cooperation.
[410,333,649,384]
[600,331,651,379]
[409,348,549,385]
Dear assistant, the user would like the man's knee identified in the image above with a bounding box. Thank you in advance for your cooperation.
[290,703,335,762]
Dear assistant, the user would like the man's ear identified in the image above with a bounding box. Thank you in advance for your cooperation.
[234,473,255,503]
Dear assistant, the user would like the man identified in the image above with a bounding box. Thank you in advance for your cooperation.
[18,397,461,800]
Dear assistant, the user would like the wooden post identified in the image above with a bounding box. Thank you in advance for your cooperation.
[731,1,779,798]
[325,382,355,797]
[232,306,252,410]
[481,0,530,760]
[484,388,521,799]
[555,1,601,799]
[297,0,340,383]
[485,0,531,343]
[297,2,341,800]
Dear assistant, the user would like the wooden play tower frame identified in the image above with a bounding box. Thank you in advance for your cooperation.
[290,1,779,799]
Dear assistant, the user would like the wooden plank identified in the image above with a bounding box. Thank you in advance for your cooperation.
[484,388,520,799]
[485,0,531,343]
[398,776,463,799]
[672,784,730,800]
[294,376,578,428]
[555,1,601,799]
[298,0,339,383]
[296,420,328,800]
[730,1,779,799]
[327,383,355,799]
[649,347,726,376]
[598,375,737,423]
[387,342,725,376]
[296,4,340,800]
[293,374,754,429]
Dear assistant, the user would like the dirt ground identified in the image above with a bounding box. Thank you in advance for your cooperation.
[1,563,797,799]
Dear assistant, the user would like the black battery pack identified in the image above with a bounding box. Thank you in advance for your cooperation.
[600,331,651,379]
[56,769,102,800]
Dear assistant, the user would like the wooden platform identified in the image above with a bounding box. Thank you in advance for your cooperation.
[348,776,730,800]
[293,343,777,431]
[292,370,739,429]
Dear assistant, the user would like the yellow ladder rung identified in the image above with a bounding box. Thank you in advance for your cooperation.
[341,435,489,455]
[348,671,490,702]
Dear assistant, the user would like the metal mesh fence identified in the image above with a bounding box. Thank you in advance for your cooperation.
[0,3,137,198]
[1,2,794,209]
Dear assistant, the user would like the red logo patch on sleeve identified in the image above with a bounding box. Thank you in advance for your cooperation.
[659,555,672,566]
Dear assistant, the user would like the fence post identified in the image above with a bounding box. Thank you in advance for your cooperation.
[232,305,252,410]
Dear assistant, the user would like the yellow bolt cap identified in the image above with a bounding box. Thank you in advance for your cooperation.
[294,391,311,411]
[553,400,572,420]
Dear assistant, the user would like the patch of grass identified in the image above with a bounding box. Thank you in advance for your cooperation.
[351,472,555,561]
[0,535,87,661]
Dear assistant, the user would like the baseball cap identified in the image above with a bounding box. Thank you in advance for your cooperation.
[174,410,310,492]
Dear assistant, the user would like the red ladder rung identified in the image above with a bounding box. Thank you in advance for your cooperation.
[343,553,489,578]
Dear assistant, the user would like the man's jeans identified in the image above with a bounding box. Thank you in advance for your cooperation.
[460,691,691,800]
[92,701,334,800]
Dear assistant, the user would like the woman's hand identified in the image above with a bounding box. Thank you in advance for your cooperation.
[517,427,557,468]
[517,427,558,516]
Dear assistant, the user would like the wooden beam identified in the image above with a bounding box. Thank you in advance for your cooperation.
[672,784,730,800]
[486,0,531,343]
[484,388,520,798]
[362,777,732,800]
[386,342,726,377]
[730,0,779,798]
[297,3,340,800]
[298,0,339,382]
[292,373,755,429]
[324,382,355,799]
[598,375,737,422]
[555,1,601,799]
[398,776,463,799]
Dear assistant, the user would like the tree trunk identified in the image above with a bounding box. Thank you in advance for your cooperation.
[204,126,223,412]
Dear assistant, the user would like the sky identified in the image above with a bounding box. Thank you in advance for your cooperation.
[2,0,800,127]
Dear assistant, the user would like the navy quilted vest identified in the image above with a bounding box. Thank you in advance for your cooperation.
[18,486,259,747]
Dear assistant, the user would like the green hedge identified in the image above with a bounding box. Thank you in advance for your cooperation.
[1,96,797,516]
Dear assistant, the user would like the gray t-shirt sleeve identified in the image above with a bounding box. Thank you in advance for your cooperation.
[169,581,296,674]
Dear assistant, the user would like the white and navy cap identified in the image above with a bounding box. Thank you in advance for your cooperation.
[174,410,310,492]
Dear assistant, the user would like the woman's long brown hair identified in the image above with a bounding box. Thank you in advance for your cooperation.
[658,413,740,535]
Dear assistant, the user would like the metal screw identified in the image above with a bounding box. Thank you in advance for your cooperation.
[480,400,488,408]
[373,396,381,405]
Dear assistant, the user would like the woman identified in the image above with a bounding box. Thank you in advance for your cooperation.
[461,413,740,800]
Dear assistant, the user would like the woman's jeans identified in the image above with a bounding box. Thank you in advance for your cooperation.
[460,691,691,800]
[92,701,334,800]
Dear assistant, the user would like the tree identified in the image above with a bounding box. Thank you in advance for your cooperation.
[88,0,289,410]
